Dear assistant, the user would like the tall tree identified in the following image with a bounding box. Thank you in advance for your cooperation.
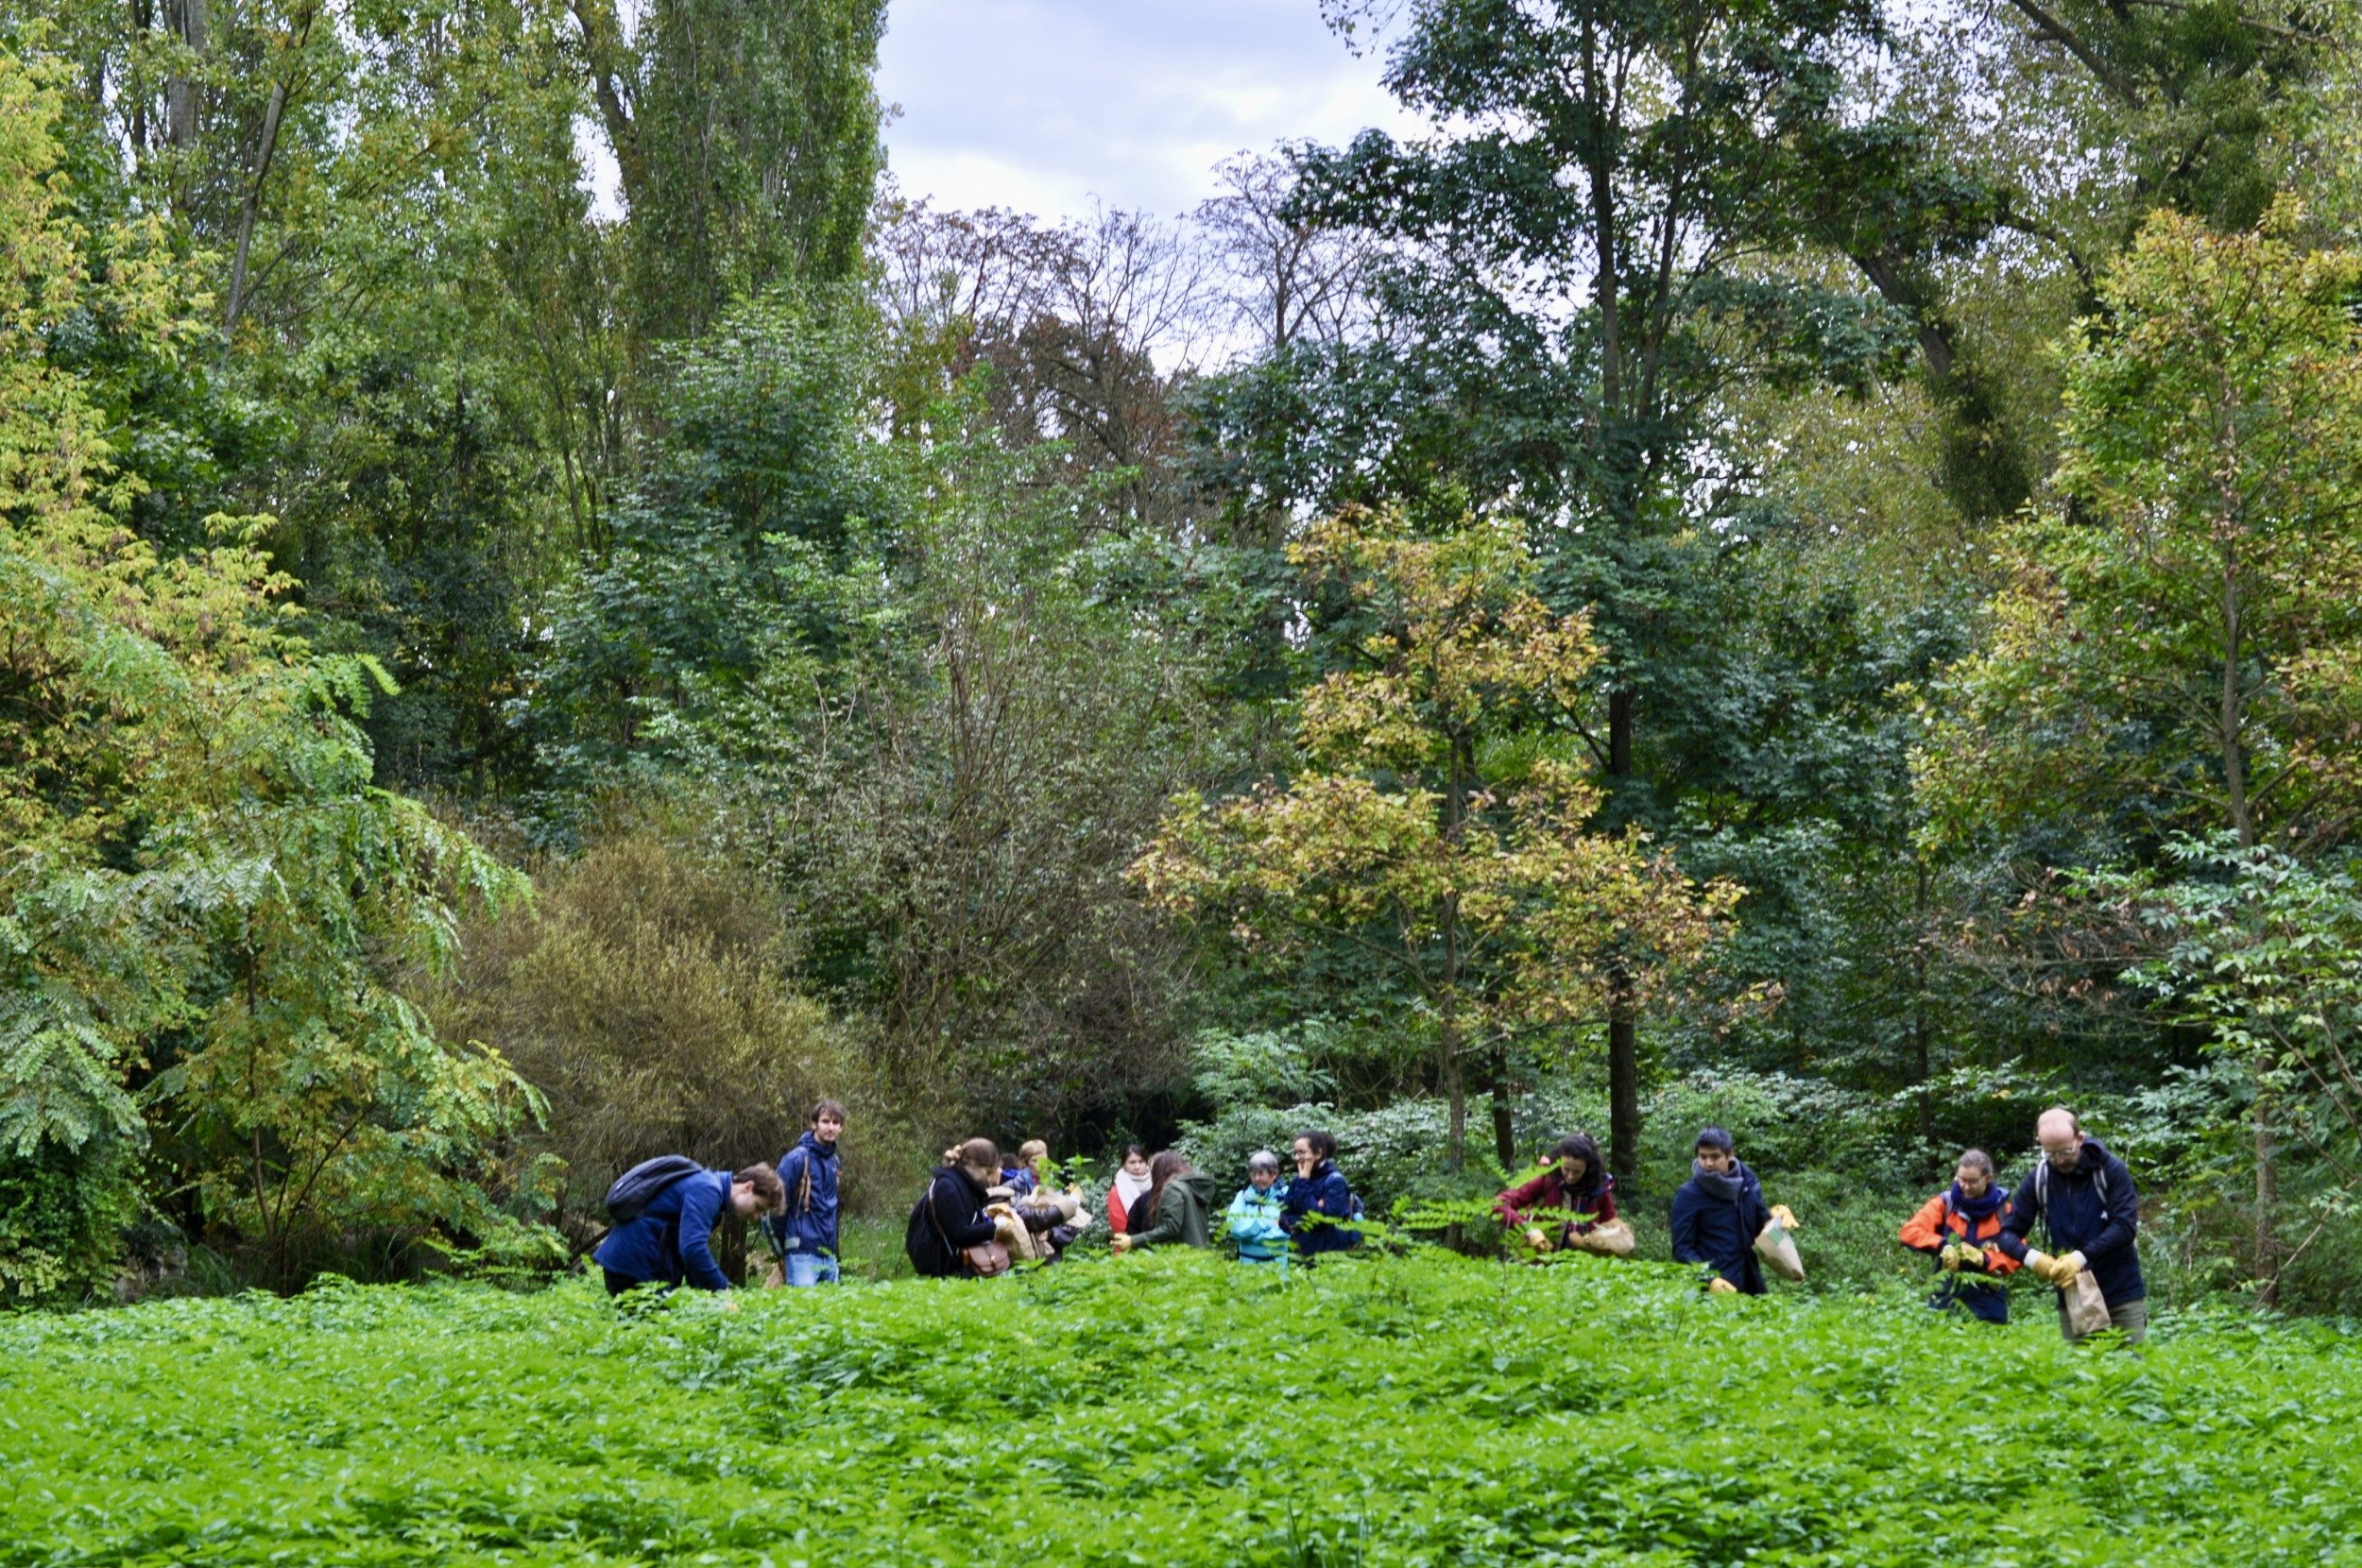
[572,0,885,343]
[1133,507,1738,1171]
[1922,202,2362,1287]
[1291,0,1908,1175]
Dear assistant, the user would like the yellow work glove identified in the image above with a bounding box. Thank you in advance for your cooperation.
[1707,1275,1739,1295]
[1938,1242,1964,1272]
[2027,1250,2079,1287]
[1524,1226,1552,1253]
[1769,1203,1800,1232]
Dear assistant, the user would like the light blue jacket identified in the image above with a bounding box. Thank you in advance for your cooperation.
[1226,1180,1292,1264]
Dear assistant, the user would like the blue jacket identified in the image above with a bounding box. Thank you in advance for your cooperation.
[763,1131,841,1258]
[1997,1138,2144,1305]
[1226,1181,1291,1263]
[1669,1159,1771,1295]
[593,1167,734,1290]
[1280,1162,1358,1257]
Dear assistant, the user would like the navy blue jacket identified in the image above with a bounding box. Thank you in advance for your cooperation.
[1997,1139,2144,1305]
[763,1131,841,1258]
[593,1167,734,1290]
[1669,1160,1771,1295]
[1279,1161,1358,1257]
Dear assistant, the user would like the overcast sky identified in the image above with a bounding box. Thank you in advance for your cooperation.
[874,0,1420,222]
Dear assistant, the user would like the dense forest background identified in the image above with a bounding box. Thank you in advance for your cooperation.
[9,0,2362,1310]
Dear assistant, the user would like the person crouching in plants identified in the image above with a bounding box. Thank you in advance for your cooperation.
[906,1139,1009,1277]
[1897,1148,2020,1323]
[1280,1130,1361,1261]
[1669,1127,1777,1295]
[1112,1152,1218,1253]
[762,1099,846,1287]
[1495,1133,1624,1255]
[597,1162,785,1297]
[1226,1150,1292,1268]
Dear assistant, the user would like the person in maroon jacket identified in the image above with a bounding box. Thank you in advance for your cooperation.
[1496,1133,1619,1252]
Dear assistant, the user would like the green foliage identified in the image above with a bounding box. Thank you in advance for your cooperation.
[421,814,884,1232]
[0,58,555,1292]
[3,1257,2357,1563]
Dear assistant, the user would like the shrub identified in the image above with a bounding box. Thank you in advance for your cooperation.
[424,816,895,1235]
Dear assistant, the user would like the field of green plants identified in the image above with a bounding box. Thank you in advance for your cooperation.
[2,1253,2355,1568]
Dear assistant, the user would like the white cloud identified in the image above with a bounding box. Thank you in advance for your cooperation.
[877,0,1420,221]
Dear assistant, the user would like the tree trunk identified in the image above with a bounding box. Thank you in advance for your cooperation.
[1912,857,1932,1147]
[2254,1085,2278,1305]
[226,3,319,343]
[1488,1047,1516,1171]
[166,0,206,148]
[1606,686,1639,1182]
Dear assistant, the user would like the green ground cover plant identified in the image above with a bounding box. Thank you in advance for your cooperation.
[2,1253,2354,1567]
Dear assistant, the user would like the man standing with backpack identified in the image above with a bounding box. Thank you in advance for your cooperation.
[764,1099,847,1287]
[1994,1108,2146,1344]
[594,1159,785,1296]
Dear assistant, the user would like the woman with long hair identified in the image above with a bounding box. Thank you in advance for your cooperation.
[1112,1151,1217,1253]
[1496,1133,1626,1254]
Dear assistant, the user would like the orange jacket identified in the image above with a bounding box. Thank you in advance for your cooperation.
[1899,1190,2022,1274]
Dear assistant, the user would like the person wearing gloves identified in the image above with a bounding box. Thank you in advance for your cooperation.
[596,1162,785,1296]
[1113,1152,1218,1252]
[1994,1108,2146,1344]
[1226,1150,1292,1267]
[1106,1144,1154,1236]
[1280,1130,1361,1261]
[762,1099,845,1287]
[1669,1127,1789,1295]
[1897,1148,2021,1323]
[1495,1133,1620,1253]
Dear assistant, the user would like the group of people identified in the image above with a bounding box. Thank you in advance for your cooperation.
[905,1128,1363,1277]
[592,1097,2147,1346]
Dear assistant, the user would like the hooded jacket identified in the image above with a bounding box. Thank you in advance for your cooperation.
[1131,1170,1219,1250]
[1226,1180,1292,1263]
[1280,1160,1359,1257]
[763,1130,841,1258]
[1996,1138,2144,1305]
[593,1167,735,1290]
[1669,1158,1771,1295]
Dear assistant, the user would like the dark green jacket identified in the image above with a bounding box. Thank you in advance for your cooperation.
[1133,1171,1218,1250]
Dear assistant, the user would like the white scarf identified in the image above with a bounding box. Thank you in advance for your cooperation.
[1112,1168,1153,1210]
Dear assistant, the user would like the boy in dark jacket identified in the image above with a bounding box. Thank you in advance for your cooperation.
[595,1163,784,1296]
[1994,1108,2146,1344]
[764,1099,845,1287]
[1669,1127,1771,1295]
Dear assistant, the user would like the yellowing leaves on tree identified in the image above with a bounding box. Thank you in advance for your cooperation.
[1132,505,1740,1170]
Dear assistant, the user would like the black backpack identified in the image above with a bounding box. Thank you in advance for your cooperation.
[902,1179,961,1278]
[604,1155,702,1225]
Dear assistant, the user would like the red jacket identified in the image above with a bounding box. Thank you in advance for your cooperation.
[1496,1167,1617,1232]
[1899,1189,2021,1274]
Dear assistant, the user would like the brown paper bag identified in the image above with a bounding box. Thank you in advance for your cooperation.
[1582,1219,1636,1258]
[1754,1219,1806,1282]
[2065,1270,2112,1337]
